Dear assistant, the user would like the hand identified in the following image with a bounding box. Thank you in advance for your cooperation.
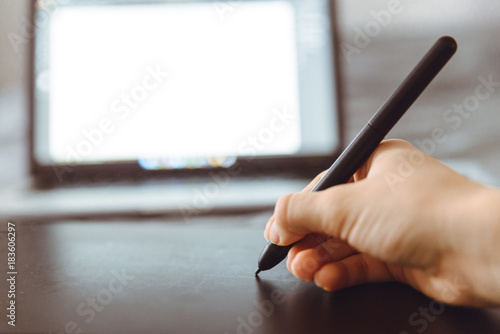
[264,139,500,307]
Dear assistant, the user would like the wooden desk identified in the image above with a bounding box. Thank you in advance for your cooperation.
[1,212,500,334]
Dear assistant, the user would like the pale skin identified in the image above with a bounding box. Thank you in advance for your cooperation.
[264,139,500,307]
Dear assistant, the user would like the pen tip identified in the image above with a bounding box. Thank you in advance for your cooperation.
[255,269,261,276]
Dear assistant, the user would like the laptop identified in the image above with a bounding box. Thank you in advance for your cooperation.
[0,0,343,221]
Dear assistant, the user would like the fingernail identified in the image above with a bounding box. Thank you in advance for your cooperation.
[269,223,280,245]
[314,277,331,291]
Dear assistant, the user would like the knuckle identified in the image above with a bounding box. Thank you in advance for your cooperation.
[375,139,414,158]
[275,193,295,229]
[380,138,410,148]
[320,187,349,235]
[293,252,318,281]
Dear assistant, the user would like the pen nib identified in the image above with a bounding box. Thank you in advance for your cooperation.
[255,269,262,276]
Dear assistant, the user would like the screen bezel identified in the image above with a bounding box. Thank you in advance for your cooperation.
[28,0,345,187]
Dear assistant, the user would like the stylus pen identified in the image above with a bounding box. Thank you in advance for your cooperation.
[255,36,457,275]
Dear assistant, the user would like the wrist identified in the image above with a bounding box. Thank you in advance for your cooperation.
[451,184,500,260]
[440,183,500,306]
[475,186,500,259]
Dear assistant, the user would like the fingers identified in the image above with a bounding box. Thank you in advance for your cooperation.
[357,139,426,180]
[266,140,424,245]
[313,253,397,291]
[285,234,331,272]
[269,183,360,246]
[264,215,275,241]
[287,236,357,282]
[265,139,417,241]
[264,170,327,240]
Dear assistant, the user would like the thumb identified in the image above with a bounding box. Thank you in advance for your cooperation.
[269,183,362,246]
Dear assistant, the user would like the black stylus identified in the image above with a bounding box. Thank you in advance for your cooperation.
[255,36,457,275]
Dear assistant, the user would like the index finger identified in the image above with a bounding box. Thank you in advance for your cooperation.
[264,170,328,240]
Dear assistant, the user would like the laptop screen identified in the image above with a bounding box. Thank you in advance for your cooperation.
[32,0,341,174]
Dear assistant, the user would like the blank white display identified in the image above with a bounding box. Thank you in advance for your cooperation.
[47,1,302,163]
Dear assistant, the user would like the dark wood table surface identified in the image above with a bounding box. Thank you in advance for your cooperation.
[1,1,500,333]
[1,213,500,334]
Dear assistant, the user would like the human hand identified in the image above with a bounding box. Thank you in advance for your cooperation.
[264,139,500,307]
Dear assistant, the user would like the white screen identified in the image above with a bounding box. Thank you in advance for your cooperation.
[46,1,302,164]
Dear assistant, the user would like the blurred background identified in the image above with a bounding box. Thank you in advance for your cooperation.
[2,4,500,332]
[1,0,500,189]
